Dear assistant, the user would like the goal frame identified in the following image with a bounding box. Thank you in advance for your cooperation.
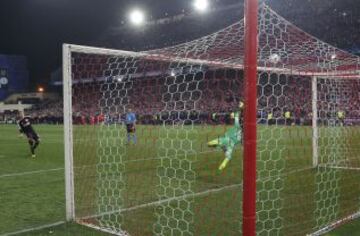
[62,42,358,235]
[62,44,154,222]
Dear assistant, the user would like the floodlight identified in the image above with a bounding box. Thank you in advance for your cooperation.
[193,0,209,12]
[129,9,145,26]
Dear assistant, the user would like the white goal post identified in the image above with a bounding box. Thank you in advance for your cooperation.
[312,76,319,168]
[63,42,360,236]
[63,43,75,222]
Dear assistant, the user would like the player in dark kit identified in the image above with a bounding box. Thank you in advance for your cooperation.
[18,112,40,158]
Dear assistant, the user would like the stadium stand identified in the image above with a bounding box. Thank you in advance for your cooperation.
[21,69,360,126]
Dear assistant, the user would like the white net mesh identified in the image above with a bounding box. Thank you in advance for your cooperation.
[66,4,360,236]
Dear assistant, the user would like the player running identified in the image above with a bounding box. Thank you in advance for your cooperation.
[207,101,244,171]
[18,112,40,158]
[125,108,137,144]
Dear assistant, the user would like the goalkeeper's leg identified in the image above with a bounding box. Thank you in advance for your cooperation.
[28,139,35,155]
[219,145,234,171]
[28,138,40,158]
[132,133,137,144]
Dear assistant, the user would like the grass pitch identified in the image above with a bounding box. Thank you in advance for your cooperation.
[0,124,360,236]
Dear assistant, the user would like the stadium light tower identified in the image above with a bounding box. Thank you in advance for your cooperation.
[193,0,209,12]
[129,9,145,26]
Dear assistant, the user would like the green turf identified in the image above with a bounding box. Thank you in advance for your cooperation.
[0,124,359,235]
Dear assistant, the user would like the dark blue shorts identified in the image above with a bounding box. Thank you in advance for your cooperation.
[26,131,40,142]
[126,124,135,133]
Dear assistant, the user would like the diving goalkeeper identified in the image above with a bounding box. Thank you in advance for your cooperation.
[207,101,244,171]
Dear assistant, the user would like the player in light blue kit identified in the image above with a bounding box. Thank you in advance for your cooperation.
[125,108,137,144]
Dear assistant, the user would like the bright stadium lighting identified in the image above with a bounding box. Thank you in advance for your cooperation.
[193,0,209,12]
[38,87,44,93]
[129,9,145,26]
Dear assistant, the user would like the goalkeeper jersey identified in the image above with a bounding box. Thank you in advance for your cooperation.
[219,111,242,147]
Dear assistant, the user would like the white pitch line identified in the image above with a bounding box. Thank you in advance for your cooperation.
[3,141,63,145]
[0,147,315,179]
[119,183,242,213]
[308,211,360,236]
[0,221,65,236]
[81,183,242,221]
[0,168,64,178]
[80,166,314,221]
[318,165,360,171]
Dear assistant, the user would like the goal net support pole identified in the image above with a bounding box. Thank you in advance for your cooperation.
[243,0,258,235]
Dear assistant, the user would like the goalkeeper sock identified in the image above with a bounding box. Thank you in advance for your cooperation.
[29,140,39,155]
[32,141,39,151]
[28,140,35,155]
[219,158,230,171]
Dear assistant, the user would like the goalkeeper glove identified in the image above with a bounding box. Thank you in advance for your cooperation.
[239,101,244,109]
[207,138,219,147]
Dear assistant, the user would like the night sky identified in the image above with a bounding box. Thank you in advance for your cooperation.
[0,0,133,88]
[1,0,359,90]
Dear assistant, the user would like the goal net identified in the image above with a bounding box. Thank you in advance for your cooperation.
[63,4,360,236]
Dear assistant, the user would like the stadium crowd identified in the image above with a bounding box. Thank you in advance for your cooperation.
[2,69,359,126]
